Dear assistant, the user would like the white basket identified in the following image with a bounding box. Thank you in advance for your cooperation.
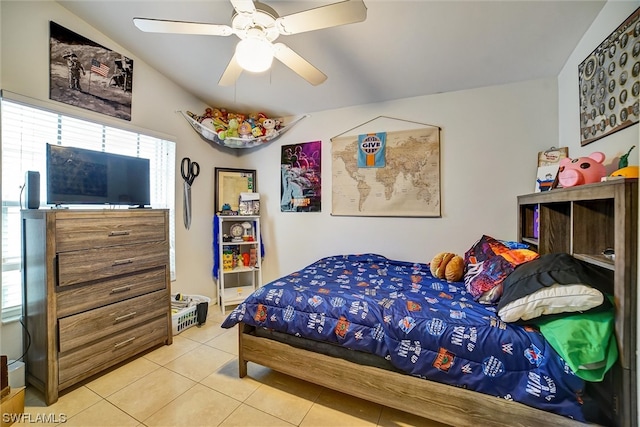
[171,294,211,335]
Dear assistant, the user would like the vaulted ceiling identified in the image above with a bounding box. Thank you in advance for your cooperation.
[57,1,606,117]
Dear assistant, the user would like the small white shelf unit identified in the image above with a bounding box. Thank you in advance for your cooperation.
[216,215,262,314]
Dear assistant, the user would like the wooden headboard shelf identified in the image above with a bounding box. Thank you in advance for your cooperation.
[232,179,636,426]
[518,178,638,425]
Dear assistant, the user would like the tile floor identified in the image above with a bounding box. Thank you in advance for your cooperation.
[18,308,449,427]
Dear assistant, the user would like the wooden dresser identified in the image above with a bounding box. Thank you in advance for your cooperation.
[21,209,172,405]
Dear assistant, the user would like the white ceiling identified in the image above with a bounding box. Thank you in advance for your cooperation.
[57,0,606,117]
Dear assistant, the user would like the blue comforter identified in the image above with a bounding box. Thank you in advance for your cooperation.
[221,254,585,421]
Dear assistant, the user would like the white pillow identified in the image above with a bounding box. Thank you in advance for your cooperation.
[498,283,604,323]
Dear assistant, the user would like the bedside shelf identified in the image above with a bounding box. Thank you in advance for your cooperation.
[517,178,637,426]
[572,253,615,270]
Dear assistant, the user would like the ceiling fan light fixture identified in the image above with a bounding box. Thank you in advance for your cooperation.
[235,37,274,73]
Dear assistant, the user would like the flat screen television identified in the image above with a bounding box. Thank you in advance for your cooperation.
[46,144,150,207]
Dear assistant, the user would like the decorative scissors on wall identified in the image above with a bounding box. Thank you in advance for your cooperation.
[181,157,199,230]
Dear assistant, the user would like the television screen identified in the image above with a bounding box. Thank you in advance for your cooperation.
[46,144,150,207]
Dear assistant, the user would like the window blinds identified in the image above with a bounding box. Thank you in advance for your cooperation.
[1,98,176,320]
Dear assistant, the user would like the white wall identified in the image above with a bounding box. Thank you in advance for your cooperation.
[0,0,242,360]
[243,79,559,284]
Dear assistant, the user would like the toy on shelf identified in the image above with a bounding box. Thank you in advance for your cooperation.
[618,145,635,168]
[610,166,639,178]
[181,108,308,149]
[608,146,638,179]
[557,152,606,187]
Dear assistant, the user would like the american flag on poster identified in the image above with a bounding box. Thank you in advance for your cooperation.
[90,59,109,77]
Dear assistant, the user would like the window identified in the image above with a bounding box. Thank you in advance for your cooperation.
[1,98,176,320]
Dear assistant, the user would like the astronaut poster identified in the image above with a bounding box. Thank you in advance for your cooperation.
[281,141,321,212]
[49,22,133,121]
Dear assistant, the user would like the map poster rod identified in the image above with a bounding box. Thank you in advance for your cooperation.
[330,115,441,142]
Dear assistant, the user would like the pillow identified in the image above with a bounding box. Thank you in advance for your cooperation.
[497,253,612,323]
[477,283,504,304]
[498,283,604,322]
[499,240,530,250]
[463,235,538,300]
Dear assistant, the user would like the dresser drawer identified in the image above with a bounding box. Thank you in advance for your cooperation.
[58,316,169,387]
[58,289,169,353]
[57,267,167,318]
[55,213,166,253]
[57,241,168,287]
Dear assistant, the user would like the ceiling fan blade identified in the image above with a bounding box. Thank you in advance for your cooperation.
[273,43,327,86]
[218,54,243,86]
[133,18,233,36]
[229,0,256,16]
[275,0,367,35]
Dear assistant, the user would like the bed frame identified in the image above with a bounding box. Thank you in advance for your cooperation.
[236,182,637,427]
[238,323,588,427]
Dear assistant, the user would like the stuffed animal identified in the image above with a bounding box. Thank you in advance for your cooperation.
[237,121,252,139]
[251,125,264,138]
[263,119,277,138]
[557,152,606,187]
[430,252,465,282]
[211,108,225,121]
[191,106,286,143]
[186,110,204,122]
[200,117,216,131]
[226,118,239,138]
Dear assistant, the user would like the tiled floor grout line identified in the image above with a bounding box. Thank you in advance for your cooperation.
[19,316,450,427]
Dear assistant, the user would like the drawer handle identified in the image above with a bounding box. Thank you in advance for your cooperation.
[110,285,132,294]
[114,337,136,349]
[109,230,131,236]
[114,312,137,323]
[112,258,134,266]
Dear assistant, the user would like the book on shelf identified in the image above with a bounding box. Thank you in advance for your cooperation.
[535,146,568,192]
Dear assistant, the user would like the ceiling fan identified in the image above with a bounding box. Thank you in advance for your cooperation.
[133,0,367,86]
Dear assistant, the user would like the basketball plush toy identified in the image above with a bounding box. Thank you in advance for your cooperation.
[430,252,465,282]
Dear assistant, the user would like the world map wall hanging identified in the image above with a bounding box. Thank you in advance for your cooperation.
[331,118,441,218]
[578,7,640,146]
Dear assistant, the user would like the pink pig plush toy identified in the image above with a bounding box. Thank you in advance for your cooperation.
[557,152,606,187]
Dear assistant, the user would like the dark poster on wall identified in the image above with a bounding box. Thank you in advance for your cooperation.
[49,21,133,121]
[280,141,321,212]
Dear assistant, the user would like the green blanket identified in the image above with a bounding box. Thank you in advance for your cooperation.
[536,306,617,382]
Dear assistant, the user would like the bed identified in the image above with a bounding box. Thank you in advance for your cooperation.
[221,251,618,426]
